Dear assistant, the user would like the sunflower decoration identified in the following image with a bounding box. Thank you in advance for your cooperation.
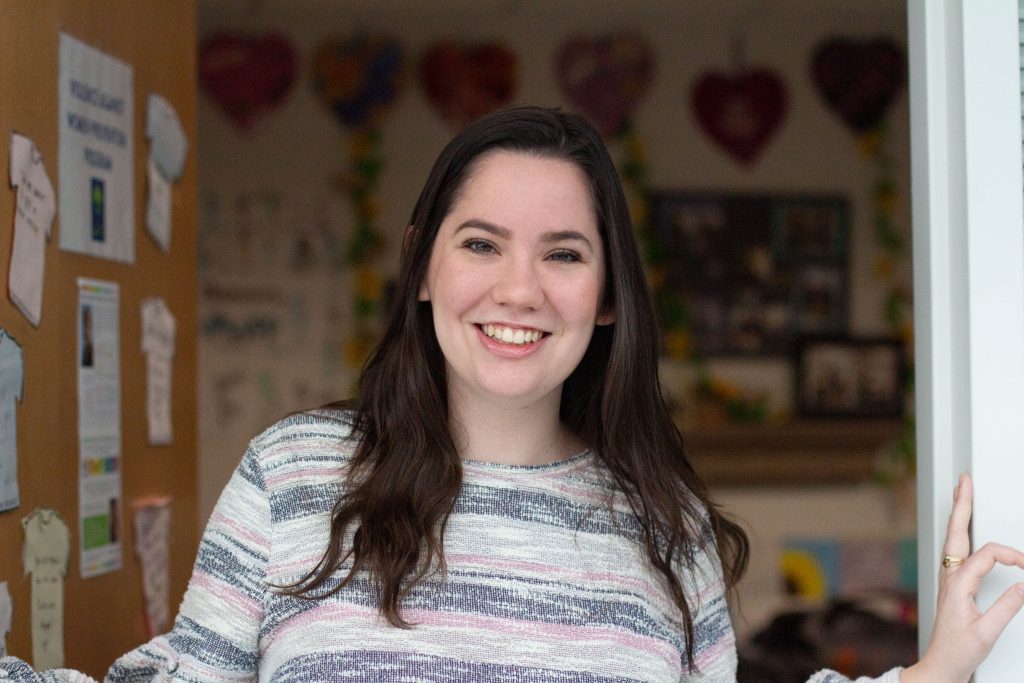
[781,549,829,600]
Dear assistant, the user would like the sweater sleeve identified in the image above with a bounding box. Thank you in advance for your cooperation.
[104,443,271,682]
[807,668,904,683]
[682,524,740,681]
[0,443,272,683]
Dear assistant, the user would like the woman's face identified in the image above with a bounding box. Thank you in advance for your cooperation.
[419,150,613,411]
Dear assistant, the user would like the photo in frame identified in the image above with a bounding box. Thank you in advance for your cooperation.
[650,192,850,356]
[795,336,906,418]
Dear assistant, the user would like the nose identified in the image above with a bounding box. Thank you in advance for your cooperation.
[491,254,545,310]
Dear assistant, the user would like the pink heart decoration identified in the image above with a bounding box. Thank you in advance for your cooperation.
[420,41,517,128]
[556,34,654,137]
[692,70,788,166]
[812,37,905,133]
[199,32,297,130]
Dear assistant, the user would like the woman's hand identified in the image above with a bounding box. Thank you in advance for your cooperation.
[901,474,1024,683]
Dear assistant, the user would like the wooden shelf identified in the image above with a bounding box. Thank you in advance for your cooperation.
[681,419,905,487]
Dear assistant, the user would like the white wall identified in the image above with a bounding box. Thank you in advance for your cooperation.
[196,0,912,638]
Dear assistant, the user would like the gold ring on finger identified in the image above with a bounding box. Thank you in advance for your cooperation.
[942,554,965,568]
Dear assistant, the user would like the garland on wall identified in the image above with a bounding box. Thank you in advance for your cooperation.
[555,34,679,349]
[311,35,404,370]
[812,36,912,483]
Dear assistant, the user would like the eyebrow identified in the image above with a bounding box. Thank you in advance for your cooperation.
[454,219,595,253]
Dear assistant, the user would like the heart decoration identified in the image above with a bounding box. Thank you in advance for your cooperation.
[199,32,297,130]
[420,41,517,129]
[692,70,788,166]
[311,36,404,130]
[812,37,906,133]
[556,34,654,137]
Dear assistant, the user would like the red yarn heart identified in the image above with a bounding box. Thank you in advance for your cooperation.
[199,32,296,130]
[556,34,653,137]
[420,41,517,128]
[692,70,788,166]
[812,38,905,133]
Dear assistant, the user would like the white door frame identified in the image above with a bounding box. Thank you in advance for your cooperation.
[909,0,1024,677]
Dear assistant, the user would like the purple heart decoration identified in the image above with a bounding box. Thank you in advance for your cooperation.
[556,34,654,137]
[812,37,906,133]
[692,70,788,165]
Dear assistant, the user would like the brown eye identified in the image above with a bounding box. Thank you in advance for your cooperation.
[548,250,582,263]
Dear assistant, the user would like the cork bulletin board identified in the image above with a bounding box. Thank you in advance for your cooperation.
[0,3,199,677]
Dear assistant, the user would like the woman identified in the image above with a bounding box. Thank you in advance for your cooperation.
[3,107,1022,682]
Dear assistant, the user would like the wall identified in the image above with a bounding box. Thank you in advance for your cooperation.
[0,2,199,676]
[196,0,913,637]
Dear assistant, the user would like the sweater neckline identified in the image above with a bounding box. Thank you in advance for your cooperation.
[461,448,592,474]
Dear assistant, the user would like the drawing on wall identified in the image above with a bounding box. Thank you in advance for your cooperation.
[650,191,850,356]
[133,496,171,637]
[141,298,176,445]
[8,133,56,327]
[145,93,188,252]
[0,580,10,657]
[22,507,70,670]
[0,329,24,512]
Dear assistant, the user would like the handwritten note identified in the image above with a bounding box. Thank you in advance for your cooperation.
[8,133,56,327]
[0,580,11,657]
[134,496,171,636]
[141,298,175,445]
[22,507,70,670]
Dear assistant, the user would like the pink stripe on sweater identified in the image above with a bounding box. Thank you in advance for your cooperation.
[191,572,264,620]
[211,512,270,551]
[264,467,342,487]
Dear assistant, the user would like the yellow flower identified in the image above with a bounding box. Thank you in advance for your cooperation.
[663,330,692,359]
[629,197,648,227]
[344,337,369,368]
[708,378,740,400]
[349,130,375,158]
[874,255,894,279]
[875,189,898,213]
[646,265,667,290]
[857,131,881,158]
[627,135,648,163]
[355,267,382,301]
[780,550,827,599]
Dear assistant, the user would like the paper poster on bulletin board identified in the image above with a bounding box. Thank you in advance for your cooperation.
[77,278,123,578]
[58,33,134,263]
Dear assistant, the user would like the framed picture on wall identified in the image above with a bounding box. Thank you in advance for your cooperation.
[795,336,906,418]
[650,192,850,357]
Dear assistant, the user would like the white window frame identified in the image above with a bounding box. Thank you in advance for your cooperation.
[909,0,1024,677]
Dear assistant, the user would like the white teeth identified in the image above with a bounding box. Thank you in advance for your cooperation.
[482,324,543,345]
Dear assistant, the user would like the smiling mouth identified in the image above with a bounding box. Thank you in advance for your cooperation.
[480,324,546,345]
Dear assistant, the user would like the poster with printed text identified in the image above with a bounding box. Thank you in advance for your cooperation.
[77,278,123,578]
[58,33,134,263]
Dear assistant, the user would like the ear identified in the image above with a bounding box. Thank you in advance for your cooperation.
[596,303,615,326]
[419,281,430,302]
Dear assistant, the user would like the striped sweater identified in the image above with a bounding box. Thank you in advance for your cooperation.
[0,409,901,682]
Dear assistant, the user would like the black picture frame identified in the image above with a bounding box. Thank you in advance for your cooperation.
[650,191,850,357]
[795,336,906,418]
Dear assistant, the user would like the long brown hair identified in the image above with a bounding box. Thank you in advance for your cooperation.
[284,106,748,669]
